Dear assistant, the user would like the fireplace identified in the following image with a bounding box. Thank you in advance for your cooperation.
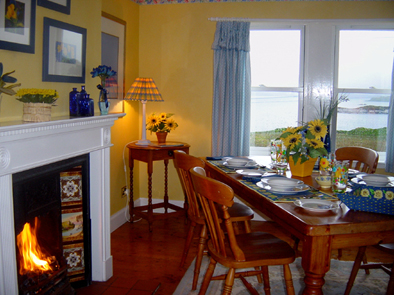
[0,114,124,294]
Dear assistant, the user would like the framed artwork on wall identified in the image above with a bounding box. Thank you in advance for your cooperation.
[38,0,70,15]
[101,13,126,113]
[0,0,36,53]
[42,17,86,83]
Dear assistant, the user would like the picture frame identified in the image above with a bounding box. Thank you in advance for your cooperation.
[42,17,86,83]
[38,0,70,15]
[0,0,36,53]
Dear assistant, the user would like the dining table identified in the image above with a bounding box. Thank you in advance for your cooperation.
[203,156,394,295]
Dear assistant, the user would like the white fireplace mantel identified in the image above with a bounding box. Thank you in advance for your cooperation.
[0,114,125,295]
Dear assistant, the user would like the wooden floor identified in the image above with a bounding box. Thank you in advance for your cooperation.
[75,213,393,295]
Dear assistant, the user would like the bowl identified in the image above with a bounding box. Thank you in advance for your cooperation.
[315,176,332,189]
[266,178,303,191]
[361,174,390,187]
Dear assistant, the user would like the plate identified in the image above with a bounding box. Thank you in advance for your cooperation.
[256,181,310,195]
[236,169,264,176]
[351,177,394,187]
[294,199,339,212]
[223,161,258,169]
[265,178,304,191]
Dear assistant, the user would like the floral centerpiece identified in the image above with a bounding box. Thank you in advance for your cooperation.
[90,65,116,111]
[279,119,328,165]
[146,112,178,133]
[16,88,59,122]
[315,93,349,125]
[0,62,20,96]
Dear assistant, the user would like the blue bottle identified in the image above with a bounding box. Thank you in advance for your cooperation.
[88,95,94,116]
[78,93,90,116]
[69,87,79,117]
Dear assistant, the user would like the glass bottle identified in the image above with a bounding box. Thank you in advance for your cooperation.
[88,95,94,116]
[78,93,90,116]
[69,88,79,117]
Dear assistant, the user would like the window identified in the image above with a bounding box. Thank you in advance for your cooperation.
[249,26,303,156]
[250,20,394,167]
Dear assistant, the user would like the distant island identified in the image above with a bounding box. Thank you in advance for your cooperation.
[338,105,389,114]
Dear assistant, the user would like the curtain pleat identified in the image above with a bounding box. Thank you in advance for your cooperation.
[385,54,394,173]
[211,21,251,157]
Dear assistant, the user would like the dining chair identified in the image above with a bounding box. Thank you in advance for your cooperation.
[335,146,379,174]
[173,151,254,290]
[344,243,394,295]
[190,166,296,295]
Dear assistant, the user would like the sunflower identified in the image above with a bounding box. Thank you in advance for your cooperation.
[385,191,394,200]
[147,114,160,127]
[374,190,383,199]
[306,138,325,149]
[282,133,302,150]
[320,158,329,168]
[165,118,178,131]
[308,119,327,138]
[360,189,370,197]
[159,113,167,121]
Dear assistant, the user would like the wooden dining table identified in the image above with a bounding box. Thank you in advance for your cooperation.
[204,156,394,295]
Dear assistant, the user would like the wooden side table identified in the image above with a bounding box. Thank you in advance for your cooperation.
[127,141,190,231]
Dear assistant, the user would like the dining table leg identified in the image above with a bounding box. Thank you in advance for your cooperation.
[301,235,332,295]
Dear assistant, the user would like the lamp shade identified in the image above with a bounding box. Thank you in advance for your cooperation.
[124,77,164,102]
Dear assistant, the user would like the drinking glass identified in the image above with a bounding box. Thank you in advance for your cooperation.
[319,153,334,176]
[331,161,349,193]
[270,139,277,164]
[274,140,287,175]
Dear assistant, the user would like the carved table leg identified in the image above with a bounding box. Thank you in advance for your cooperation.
[129,159,135,222]
[301,235,332,295]
[164,159,169,213]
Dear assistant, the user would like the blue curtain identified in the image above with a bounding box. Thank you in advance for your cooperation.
[211,21,251,157]
[386,54,394,173]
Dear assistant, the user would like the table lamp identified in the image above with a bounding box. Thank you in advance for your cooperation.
[124,77,164,145]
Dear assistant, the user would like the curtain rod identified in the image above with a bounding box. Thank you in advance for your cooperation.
[208,17,257,22]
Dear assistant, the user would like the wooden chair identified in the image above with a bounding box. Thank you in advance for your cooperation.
[345,244,394,295]
[190,166,296,295]
[173,151,254,290]
[335,146,379,174]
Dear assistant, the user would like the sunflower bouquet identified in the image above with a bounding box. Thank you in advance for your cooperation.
[146,112,178,133]
[279,119,328,165]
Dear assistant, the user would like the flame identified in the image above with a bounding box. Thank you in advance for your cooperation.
[16,218,54,275]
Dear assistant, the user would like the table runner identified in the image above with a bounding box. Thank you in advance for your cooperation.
[208,160,337,203]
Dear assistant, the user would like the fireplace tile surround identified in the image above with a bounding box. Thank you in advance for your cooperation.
[0,114,125,294]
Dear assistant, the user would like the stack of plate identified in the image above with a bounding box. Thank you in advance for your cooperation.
[223,157,258,169]
[266,178,304,191]
[360,174,391,187]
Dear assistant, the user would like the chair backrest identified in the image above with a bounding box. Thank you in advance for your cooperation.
[335,146,379,174]
[190,167,246,261]
[173,150,206,222]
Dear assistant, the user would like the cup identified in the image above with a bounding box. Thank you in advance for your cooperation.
[319,153,334,176]
[270,139,278,164]
[331,161,349,193]
[274,140,287,175]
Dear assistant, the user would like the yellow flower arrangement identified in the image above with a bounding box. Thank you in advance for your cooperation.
[16,88,59,104]
[279,119,328,165]
[146,112,178,133]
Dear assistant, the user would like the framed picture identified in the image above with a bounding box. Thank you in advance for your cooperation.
[101,13,125,113]
[42,17,86,83]
[0,0,36,53]
[38,0,70,15]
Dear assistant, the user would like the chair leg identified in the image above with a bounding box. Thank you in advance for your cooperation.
[386,263,394,295]
[254,266,262,283]
[338,248,342,260]
[198,258,217,295]
[179,220,196,268]
[261,265,271,295]
[283,264,295,295]
[344,246,367,295]
[244,220,252,234]
[362,253,370,275]
[222,268,235,295]
[192,224,208,290]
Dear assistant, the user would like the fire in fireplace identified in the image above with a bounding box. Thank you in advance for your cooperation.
[13,155,91,294]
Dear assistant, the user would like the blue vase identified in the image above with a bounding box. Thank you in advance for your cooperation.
[324,124,331,153]
[69,87,79,117]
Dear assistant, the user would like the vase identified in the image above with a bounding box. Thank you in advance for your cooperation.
[288,157,317,177]
[22,102,52,122]
[98,89,110,115]
[324,124,331,153]
[69,87,79,117]
[156,132,168,144]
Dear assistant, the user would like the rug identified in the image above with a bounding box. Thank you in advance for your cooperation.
[174,256,388,295]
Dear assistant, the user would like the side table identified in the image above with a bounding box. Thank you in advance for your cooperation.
[127,141,190,231]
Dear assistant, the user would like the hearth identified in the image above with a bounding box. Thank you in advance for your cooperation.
[13,155,91,294]
[0,114,124,294]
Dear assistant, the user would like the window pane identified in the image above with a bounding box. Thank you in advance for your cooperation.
[250,92,299,148]
[250,30,301,87]
[336,93,388,153]
[338,30,394,89]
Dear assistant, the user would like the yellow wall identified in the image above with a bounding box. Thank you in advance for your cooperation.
[138,1,394,202]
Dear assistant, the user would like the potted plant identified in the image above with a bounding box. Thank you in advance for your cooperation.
[279,119,328,177]
[146,112,178,143]
[16,88,59,122]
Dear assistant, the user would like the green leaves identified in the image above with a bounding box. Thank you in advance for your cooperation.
[0,62,20,96]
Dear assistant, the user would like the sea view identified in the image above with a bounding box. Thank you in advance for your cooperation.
[251,93,390,132]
